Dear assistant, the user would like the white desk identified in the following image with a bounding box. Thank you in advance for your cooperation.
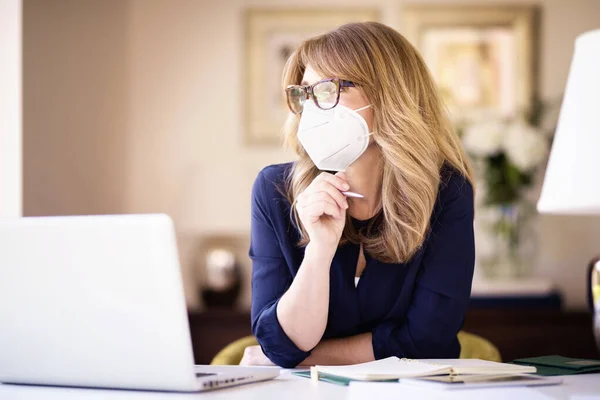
[1,370,599,400]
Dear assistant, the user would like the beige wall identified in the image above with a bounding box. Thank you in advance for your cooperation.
[23,0,129,216]
[0,0,22,218]
[23,0,600,309]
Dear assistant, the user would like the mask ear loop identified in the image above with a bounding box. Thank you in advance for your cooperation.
[352,105,374,136]
[354,104,372,113]
[357,132,374,142]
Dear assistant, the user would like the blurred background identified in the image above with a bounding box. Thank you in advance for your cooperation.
[2,0,599,363]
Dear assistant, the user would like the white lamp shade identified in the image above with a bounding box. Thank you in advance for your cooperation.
[537,30,600,215]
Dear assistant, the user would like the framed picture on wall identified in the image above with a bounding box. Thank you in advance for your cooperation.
[244,8,379,146]
[402,6,537,121]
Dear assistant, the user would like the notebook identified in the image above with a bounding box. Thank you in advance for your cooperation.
[512,355,600,376]
[310,357,537,382]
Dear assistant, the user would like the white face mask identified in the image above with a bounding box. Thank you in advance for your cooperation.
[297,101,373,172]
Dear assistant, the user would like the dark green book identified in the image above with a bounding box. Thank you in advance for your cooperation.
[513,355,600,376]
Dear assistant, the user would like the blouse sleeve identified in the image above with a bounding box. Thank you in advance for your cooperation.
[371,175,475,359]
[249,169,311,368]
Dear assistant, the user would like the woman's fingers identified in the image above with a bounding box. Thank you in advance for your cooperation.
[314,181,349,210]
[304,200,342,220]
[239,346,275,366]
[303,187,347,209]
[313,172,349,192]
[296,172,350,223]
[298,192,337,209]
[335,171,347,181]
[298,181,349,210]
[297,193,345,224]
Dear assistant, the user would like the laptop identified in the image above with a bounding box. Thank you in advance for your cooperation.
[0,214,279,392]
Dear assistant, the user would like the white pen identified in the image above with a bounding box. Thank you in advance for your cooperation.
[341,191,364,199]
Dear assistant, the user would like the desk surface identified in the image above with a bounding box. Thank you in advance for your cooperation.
[1,370,599,400]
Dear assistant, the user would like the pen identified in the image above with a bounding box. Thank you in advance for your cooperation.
[341,191,364,198]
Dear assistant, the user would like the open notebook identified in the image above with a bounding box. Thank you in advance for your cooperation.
[312,357,537,382]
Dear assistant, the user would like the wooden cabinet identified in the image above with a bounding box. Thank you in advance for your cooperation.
[188,308,600,364]
[462,309,599,362]
[188,309,252,364]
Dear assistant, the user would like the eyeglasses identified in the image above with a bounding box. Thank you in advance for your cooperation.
[285,78,356,114]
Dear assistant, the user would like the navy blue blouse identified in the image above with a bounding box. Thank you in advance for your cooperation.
[249,163,475,368]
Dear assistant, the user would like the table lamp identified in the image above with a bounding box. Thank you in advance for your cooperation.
[537,29,600,354]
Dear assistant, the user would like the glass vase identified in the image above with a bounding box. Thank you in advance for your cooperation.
[476,202,537,280]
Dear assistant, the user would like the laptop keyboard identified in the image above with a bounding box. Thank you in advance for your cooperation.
[196,372,216,377]
[197,374,252,389]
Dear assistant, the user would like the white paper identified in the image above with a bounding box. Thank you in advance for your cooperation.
[349,382,558,400]
[316,357,450,380]
[422,359,537,374]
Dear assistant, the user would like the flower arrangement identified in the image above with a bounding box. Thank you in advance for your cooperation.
[455,98,559,278]
[458,98,555,206]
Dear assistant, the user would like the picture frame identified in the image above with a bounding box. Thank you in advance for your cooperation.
[402,5,538,120]
[244,8,379,146]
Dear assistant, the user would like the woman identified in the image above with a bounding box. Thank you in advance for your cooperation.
[241,22,475,368]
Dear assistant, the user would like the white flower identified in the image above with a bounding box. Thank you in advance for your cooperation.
[503,120,549,171]
[462,119,505,157]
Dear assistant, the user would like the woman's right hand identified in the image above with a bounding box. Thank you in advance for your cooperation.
[296,172,349,255]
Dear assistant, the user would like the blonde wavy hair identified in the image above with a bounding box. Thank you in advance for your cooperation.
[282,22,474,263]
